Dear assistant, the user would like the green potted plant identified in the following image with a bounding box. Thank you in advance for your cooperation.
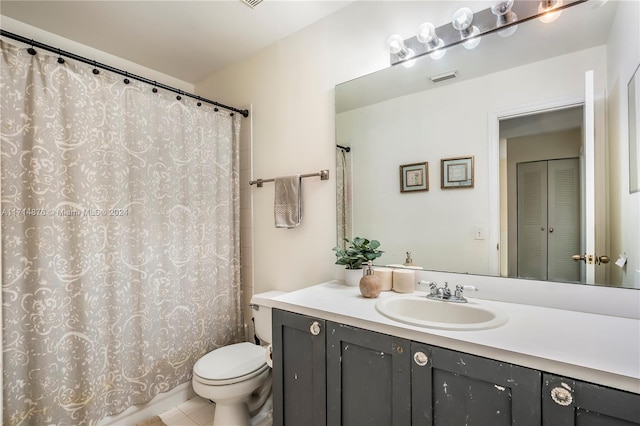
[333,237,384,286]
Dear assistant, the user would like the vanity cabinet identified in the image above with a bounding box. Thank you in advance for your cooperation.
[272,308,640,426]
[326,322,411,425]
[542,374,640,425]
[411,342,541,425]
[271,309,326,426]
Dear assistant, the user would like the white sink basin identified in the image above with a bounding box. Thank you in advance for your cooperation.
[375,295,508,331]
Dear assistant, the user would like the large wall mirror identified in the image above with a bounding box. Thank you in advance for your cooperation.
[336,0,639,289]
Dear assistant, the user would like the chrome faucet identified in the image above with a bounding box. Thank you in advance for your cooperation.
[421,281,477,303]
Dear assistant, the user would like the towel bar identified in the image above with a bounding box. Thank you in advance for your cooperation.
[249,169,329,188]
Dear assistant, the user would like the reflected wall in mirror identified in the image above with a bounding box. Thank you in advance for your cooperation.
[335,0,640,289]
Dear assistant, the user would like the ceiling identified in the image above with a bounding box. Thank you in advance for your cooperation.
[0,0,354,84]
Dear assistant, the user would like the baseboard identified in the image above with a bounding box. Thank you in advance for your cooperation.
[98,382,196,426]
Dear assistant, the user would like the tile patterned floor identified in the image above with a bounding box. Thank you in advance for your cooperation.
[159,396,215,426]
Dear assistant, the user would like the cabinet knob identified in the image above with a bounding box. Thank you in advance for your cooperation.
[551,385,573,406]
[413,351,429,367]
[309,321,321,336]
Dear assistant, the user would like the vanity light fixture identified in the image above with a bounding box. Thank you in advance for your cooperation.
[387,0,584,67]
[538,0,564,23]
[451,7,481,50]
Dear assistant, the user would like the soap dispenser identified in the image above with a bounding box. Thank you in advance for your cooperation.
[359,261,382,298]
[404,251,415,266]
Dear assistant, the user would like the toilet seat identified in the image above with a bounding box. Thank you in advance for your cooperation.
[193,342,268,386]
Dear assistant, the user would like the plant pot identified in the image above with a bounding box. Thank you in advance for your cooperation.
[343,268,364,286]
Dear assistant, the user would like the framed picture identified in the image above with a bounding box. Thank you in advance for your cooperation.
[400,162,429,192]
[441,156,474,189]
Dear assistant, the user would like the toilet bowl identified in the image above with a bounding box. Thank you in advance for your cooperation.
[192,291,284,426]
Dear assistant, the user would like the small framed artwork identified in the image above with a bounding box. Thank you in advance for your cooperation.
[400,162,429,193]
[441,156,474,189]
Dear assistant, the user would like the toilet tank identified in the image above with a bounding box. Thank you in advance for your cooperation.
[250,291,286,345]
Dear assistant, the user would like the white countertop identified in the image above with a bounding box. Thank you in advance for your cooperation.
[262,281,640,394]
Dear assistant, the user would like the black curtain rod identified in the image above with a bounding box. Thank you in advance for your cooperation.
[0,29,249,118]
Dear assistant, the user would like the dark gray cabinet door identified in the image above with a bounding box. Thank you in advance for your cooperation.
[542,374,640,425]
[272,309,326,426]
[326,322,411,426]
[411,342,542,426]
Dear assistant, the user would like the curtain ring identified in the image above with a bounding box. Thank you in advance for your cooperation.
[214,107,219,112]
[152,81,158,93]
[176,91,182,101]
[196,96,202,107]
[92,60,99,75]
[123,71,130,85]
[57,48,65,64]
[27,40,36,55]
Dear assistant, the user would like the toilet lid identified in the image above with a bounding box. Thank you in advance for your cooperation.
[194,342,267,382]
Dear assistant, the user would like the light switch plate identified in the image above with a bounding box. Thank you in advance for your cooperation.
[474,226,485,240]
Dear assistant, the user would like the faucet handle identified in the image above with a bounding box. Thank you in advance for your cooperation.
[418,280,438,294]
[455,285,478,299]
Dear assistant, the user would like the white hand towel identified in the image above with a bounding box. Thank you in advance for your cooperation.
[274,175,302,228]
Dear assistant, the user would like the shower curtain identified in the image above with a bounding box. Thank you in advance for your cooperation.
[336,148,352,249]
[1,40,244,425]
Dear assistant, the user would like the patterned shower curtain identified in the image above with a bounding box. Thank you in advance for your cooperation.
[1,40,244,425]
[336,148,352,249]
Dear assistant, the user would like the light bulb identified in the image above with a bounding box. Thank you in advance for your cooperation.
[417,22,445,58]
[417,22,437,44]
[452,7,481,49]
[538,0,563,23]
[491,0,517,37]
[452,7,474,32]
[491,0,514,16]
[387,34,406,55]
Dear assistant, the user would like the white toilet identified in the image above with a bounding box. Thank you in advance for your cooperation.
[192,291,283,426]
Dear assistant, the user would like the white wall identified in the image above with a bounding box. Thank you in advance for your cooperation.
[0,16,194,93]
[606,0,640,287]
